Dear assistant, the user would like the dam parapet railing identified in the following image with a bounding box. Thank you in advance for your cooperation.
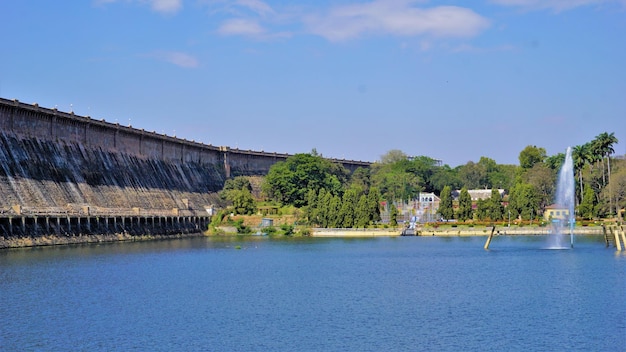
[0,97,370,173]
[2,205,210,218]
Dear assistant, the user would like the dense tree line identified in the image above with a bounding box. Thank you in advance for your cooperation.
[219,131,622,226]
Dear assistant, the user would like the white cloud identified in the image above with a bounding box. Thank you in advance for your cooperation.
[148,51,199,68]
[303,1,490,42]
[217,18,267,36]
[93,0,182,14]
[490,0,624,11]
[148,0,182,14]
[235,0,274,16]
[216,17,292,39]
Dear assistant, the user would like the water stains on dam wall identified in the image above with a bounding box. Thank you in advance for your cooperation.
[0,98,370,247]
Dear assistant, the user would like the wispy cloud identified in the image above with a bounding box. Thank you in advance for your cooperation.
[217,18,266,36]
[94,0,182,14]
[149,0,182,14]
[210,0,489,42]
[303,1,490,42]
[235,0,275,17]
[146,51,199,68]
[490,0,625,12]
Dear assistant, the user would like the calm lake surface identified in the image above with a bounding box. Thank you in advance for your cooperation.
[1,235,624,351]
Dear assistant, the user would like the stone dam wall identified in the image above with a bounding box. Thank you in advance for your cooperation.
[0,98,369,247]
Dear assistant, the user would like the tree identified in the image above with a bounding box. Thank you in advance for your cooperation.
[593,132,619,213]
[457,187,473,221]
[227,188,256,215]
[349,167,371,194]
[304,189,318,225]
[602,161,626,219]
[318,190,332,228]
[262,153,348,207]
[508,183,540,221]
[438,186,454,220]
[572,143,592,205]
[578,186,596,220]
[367,187,382,224]
[339,188,358,228]
[475,198,488,221]
[328,195,342,228]
[389,203,399,226]
[355,195,370,228]
[519,145,547,169]
[545,153,565,171]
[220,176,253,200]
[524,163,556,211]
[431,165,462,194]
[488,188,504,221]
[458,161,486,189]
[380,149,408,164]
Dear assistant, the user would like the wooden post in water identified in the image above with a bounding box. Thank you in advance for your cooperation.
[620,226,626,251]
[484,226,496,250]
[614,226,623,251]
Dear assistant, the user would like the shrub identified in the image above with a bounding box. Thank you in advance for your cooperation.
[280,224,294,236]
[234,219,251,234]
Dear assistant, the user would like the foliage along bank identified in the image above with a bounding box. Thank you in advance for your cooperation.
[217,131,623,228]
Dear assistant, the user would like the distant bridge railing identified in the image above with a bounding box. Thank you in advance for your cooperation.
[2,205,210,218]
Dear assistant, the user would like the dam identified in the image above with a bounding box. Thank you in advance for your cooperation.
[0,98,370,247]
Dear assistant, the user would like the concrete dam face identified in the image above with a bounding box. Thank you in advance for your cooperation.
[0,98,369,246]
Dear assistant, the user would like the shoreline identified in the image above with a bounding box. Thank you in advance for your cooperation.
[311,226,605,238]
[0,232,208,250]
[0,226,608,249]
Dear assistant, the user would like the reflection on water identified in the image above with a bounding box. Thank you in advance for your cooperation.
[1,235,624,351]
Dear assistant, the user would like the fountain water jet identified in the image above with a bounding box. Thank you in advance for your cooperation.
[548,147,576,249]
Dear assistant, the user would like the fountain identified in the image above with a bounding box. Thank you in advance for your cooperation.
[548,147,576,249]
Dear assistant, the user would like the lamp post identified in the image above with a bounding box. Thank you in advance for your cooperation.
[508,209,511,227]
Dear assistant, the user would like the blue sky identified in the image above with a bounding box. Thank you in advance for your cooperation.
[2,0,625,166]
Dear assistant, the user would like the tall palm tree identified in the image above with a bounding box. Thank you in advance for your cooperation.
[593,132,619,184]
[572,144,591,205]
[598,132,618,213]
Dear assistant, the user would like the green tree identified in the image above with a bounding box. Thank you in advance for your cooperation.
[349,167,371,194]
[523,163,556,211]
[431,164,462,194]
[262,153,348,207]
[339,188,358,228]
[578,186,596,220]
[488,188,504,221]
[457,187,473,221]
[458,161,486,189]
[225,188,256,215]
[355,195,370,228]
[328,195,342,228]
[438,185,454,220]
[389,203,399,226]
[318,189,332,228]
[572,143,592,205]
[380,149,408,164]
[508,183,540,221]
[220,176,253,200]
[519,145,547,169]
[475,198,488,221]
[367,187,382,223]
[304,189,318,225]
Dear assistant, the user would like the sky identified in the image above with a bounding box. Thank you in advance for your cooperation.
[1,0,625,166]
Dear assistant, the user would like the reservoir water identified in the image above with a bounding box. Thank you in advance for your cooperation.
[1,235,624,351]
